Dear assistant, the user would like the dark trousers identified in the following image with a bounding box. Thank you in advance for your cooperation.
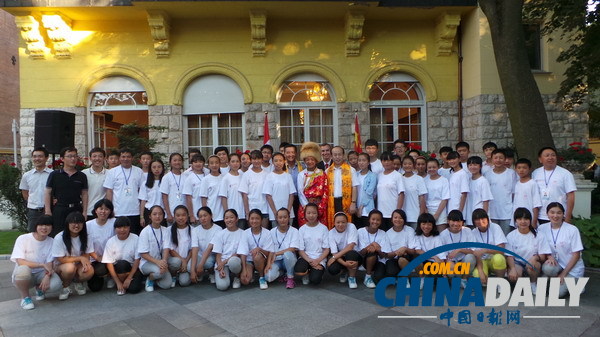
[27,208,45,232]
[114,260,143,294]
[51,204,82,237]
[294,257,325,285]
[88,261,109,292]
[327,250,362,275]
[363,252,387,284]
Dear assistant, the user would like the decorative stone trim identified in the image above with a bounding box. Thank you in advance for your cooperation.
[361,61,438,102]
[14,15,47,60]
[41,13,72,59]
[269,61,347,103]
[249,9,267,57]
[147,10,170,58]
[435,13,461,57]
[345,10,365,57]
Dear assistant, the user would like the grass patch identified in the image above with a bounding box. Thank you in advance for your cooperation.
[0,230,24,255]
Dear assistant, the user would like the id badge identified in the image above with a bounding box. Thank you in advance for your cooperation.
[176,192,182,201]
[125,187,132,197]
[541,188,550,201]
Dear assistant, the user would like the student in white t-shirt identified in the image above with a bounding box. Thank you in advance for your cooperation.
[506,208,551,295]
[212,209,244,291]
[166,205,193,287]
[481,142,497,176]
[190,206,222,284]
[138,205,172,292]
[440,210,476,287]
[471,209,507,286]
[102,217,143,295]
[358,209,392,289]
[384,209,416,277]
[413,213,446,276]
[52,212,95,301]
[401,156,427,229]
[294,203,330,286]
[327,212,361,289]
[376,152,405,231]
[139,159,165,228]
[265,208,299,288]
[466,156,493,227]
[238,209,274,289]
[484,149,517,235]
[447,151,469,214]
[200,155,225,227]
[437,146,453,179]
[86,199,116,292]
[219,154,246,228]
[364,139,384,175]
[424,158,450,231]
[239,150,270,228]
[513,158,542,228]
[263,153,296,226]
[183,154,206,224]
[161,153,186,224]
[539,203,585,298]
[11,215,62,310]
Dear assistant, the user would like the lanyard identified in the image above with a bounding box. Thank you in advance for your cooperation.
[151,226,163,257]
[450,230,462,243]
[551,225,562,251]
[121,166,132,186]
[276,228,288,250]
[172,172,182,192]
[194,172,204,182]
[543,168,556,188]
[252,230,262,248]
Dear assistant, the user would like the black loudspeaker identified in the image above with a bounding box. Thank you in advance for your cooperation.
[34,110,75,154]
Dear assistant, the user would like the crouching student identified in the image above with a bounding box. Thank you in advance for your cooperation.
[238,209,274,289]
[413,213,446,288]
[539,202,585,297]
[11,215,62,310]
[506,208,551,295]
[138,205,172,292]
[471,208,507,286]
[102,217,143,295]
[166,205,193,287]
[52,212,95,300]
[358,209,392,289]
[327,212,361,289]
[439,210,476,288]
[212,209,244,290]
[265,208,300,289]
[385,209,416,278]
[86,199,116,292]
[190,207,222,284]
[294,203,330,285]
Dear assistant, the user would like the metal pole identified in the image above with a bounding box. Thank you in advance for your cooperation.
[12,119,19,168]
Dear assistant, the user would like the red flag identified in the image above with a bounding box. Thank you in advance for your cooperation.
[353,113,362,153]
[263,112,271,145]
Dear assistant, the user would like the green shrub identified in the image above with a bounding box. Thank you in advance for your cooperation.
[0,161,27,232]
[573,216,600,268]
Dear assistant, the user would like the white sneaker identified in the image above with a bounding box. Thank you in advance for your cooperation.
[145,279,154,292]
[117,289,126,296]
[348,277,358,289]
[209,274,216,284]
[171,276,177,288]
[302,275,310,285]
[74,282,86,296]
[35,288,45,301]
[364,275,376,289]
[20,297,34,310]
[531,282,537,295]
[339,273,348,283]
[259,277,268,290]
[59,287,71,300]
[107,278,116,289]
[232,277,241,289]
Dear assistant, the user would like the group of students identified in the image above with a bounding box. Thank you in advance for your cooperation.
[12,138,584,311]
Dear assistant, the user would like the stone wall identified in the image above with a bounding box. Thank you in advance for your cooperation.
[427,100,460,152]
[148,105,184,156]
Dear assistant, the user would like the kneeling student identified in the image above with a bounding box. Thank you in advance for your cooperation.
[327,212,361,289]
[265,208,300,289]
[190,207,222,284]
[471,208,507,286]
[238,209,274,289]
[385,209,416,278]
[358,210,392,288]
[102,217,143,295]
[294,203,330,285]
[212,209,244,290]
[166,205,193,287]
[138,206,172,292]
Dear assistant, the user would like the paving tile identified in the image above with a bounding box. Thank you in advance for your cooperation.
[126,313,179,337]
[157,306,209,330]
[182,322,227,337]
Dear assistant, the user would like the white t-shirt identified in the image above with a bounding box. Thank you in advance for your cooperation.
[11,233,54,274]
[448,169,470,212]
[537,222,585,277]
[439,227,474,262]
[505,230,551,263]
[512,179,543,227]
[386,225,415,252]
[438,167,452,179]
[270,226,300,260]
[218,173,245,218]
[137,225,170,268]
[219,166,231,175]
[198,174,224,221]
[237,228,275,261]
[262,171,297,220]
[165,226,192,258]
[182,171,206,217]
[298,223,330,265]
[86,218,116,261]
[52,232,94,257]
[466,176,493,226]
[139,180,164,210]
[370,159,384,175]
[357,227,392,263]
[19,168,53,209]
[532,166,577,221]
[484,168,517,220]
[471,222,507,260]
[238,169,269,214]
[211,228,243,262]
[376,170,405,218]
[191,224,222,256]
[102,234,140,264]
[160,172,186,215]
[424,175,450,216]
[328,223,358,254]
[402,174,427,222]
[82,167,107,216]
[412,234,446,261]
[103,165,144,216]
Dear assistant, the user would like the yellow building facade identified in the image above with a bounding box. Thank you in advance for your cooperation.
[1,0,588,163]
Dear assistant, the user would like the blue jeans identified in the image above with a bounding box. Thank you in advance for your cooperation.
[265,251,297,282]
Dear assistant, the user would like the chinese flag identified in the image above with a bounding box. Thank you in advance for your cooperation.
[354,114,362,153]
[264,113,271,145]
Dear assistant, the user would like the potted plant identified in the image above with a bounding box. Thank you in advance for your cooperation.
[557,142,596,176]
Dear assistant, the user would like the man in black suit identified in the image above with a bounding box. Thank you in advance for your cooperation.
[316,143,333,170]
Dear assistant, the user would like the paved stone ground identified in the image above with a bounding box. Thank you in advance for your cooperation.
[0,259,598,337]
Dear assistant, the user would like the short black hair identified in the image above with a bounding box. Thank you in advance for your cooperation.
[380,151,393,161]
[439,146,453,155]
[503,148,515,159]
[467,156,482,166]
[250,150,263,160]
[114,216,131,228]
[260,144,274,153]
[491,148,506,157]
[119,148,133,156]
[455,141,470,150]
[32,147,49,158]
[60,147,77,157]
[284,143,297,152]
[191,154,205,163]
[140,151,153,158]
[214,146,229,155]
[483,142,497,151]
[393,139,406,146]
[365,139,379,148]
[537,146,557,157]
[515,158,532,168]
[89,147,106,157]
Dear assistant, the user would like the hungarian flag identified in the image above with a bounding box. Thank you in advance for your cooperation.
[353,113,362,153]
[264,112,271,145]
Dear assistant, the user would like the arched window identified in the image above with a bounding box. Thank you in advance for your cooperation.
[183,74,245,156]
[369,73,427,151]
[277,74,337,145]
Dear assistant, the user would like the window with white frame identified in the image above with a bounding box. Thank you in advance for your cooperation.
[369,73,426,151]
[183,75,246,156]
[277,74,336,145]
